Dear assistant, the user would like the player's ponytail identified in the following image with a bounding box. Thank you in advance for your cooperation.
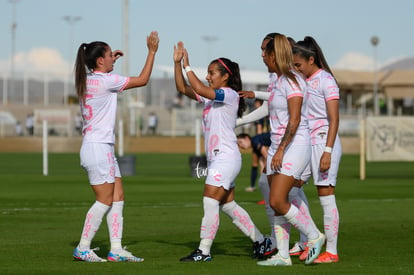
[74,41,109,102]
[75,43,88,102]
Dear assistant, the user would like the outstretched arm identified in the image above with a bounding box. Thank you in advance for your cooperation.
[125,31,159,90]
[182,49,216,100]
[239,91,270,101]
[236,103,269,127]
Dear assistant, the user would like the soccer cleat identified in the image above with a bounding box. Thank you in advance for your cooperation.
[299,247,309,261]
[289,242,306,256]
[257,252,292,266]
[313,251,339,263]
[245,187,256,192]
[257,200,265,205]
[107,247,144,262]
[253,237,275,259]
[73,247,107,262]
[305,232,326,264]
[179,249,212,262]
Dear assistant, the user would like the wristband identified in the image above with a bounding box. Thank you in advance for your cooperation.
[324,146,332,153]
[184,66,192,73]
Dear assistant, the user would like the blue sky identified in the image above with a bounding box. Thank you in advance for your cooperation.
[0,0,413,79]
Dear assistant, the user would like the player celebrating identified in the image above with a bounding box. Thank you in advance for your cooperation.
[72,31,159,262]
[174,41,273,262]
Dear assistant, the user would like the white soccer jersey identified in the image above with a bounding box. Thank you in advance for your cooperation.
[267,71,310,149]
[306,69,340,145]
[80,72,129,144]
[196,87,241,161]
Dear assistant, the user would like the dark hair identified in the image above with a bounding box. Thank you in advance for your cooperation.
[74,41,109,102]
[262,33,300,88]
[292,36,336,80]
[210,57,246,118]
[237,133,252,140]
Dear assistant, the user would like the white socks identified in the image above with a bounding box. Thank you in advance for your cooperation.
[199,197,220,255]
[221,200,264,243]
[273,216,291,258]
[258,174,275,237]
[107,201,124,253]
[289,187,317,246]
[78,200,127,253]
[320,195,339,255]
[284,204,319,241]
[78,201,110,250]
[200,197,266,255]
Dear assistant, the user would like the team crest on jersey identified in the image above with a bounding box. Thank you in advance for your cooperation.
[309,78,320,90]
[317,132,327,139]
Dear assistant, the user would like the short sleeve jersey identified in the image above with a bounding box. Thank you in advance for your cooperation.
[80,72,129,144]
[251,132,271,158]
[306,69,340,145]
[196,87,241,161]
[267,71,310,148]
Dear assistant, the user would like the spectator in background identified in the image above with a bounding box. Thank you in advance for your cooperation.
[25,113,34,136]
[147,112,158,135]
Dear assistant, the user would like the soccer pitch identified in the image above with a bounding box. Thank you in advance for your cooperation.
[0,153,413,274]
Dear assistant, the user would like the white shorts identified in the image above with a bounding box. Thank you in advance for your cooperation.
[266,144,311,180]
[311,140,342,186]
[205,157,241,190]
[80,143,121,185]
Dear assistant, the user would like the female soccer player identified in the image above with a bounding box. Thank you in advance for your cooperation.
[292,36,341,263]
[72,31,159,262]
[254,33,325,266]
[173,41,273,262]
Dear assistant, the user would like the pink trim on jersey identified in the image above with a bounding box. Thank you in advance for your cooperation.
[119,77,130,93]
[326,95,340,101]
[306,69,323,81]
[287,93,304,99]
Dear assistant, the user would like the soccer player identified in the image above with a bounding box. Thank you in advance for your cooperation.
[292,36,342,263]
[253,33,324,266]
[173,41,273,262]
[72,31,159,262]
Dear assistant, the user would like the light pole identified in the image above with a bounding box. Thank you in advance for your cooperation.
[371,36,379,116]
[63,15,82,60]
[8,0,20,105]
[201,35,218,63]
[62,16,81,106]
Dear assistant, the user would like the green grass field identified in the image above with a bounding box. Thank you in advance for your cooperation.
[0,153,413,274]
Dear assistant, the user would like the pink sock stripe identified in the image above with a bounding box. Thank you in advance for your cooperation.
[233,210,254,233]
[82,213,93,238]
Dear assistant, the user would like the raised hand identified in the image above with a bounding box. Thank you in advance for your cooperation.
[112,50,124,62]
[173,41,185,63]
[147,31,159,53]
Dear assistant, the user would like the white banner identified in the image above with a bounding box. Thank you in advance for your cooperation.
[366,116,414,161]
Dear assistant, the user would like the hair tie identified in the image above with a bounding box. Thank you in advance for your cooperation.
[217,58,232,75]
